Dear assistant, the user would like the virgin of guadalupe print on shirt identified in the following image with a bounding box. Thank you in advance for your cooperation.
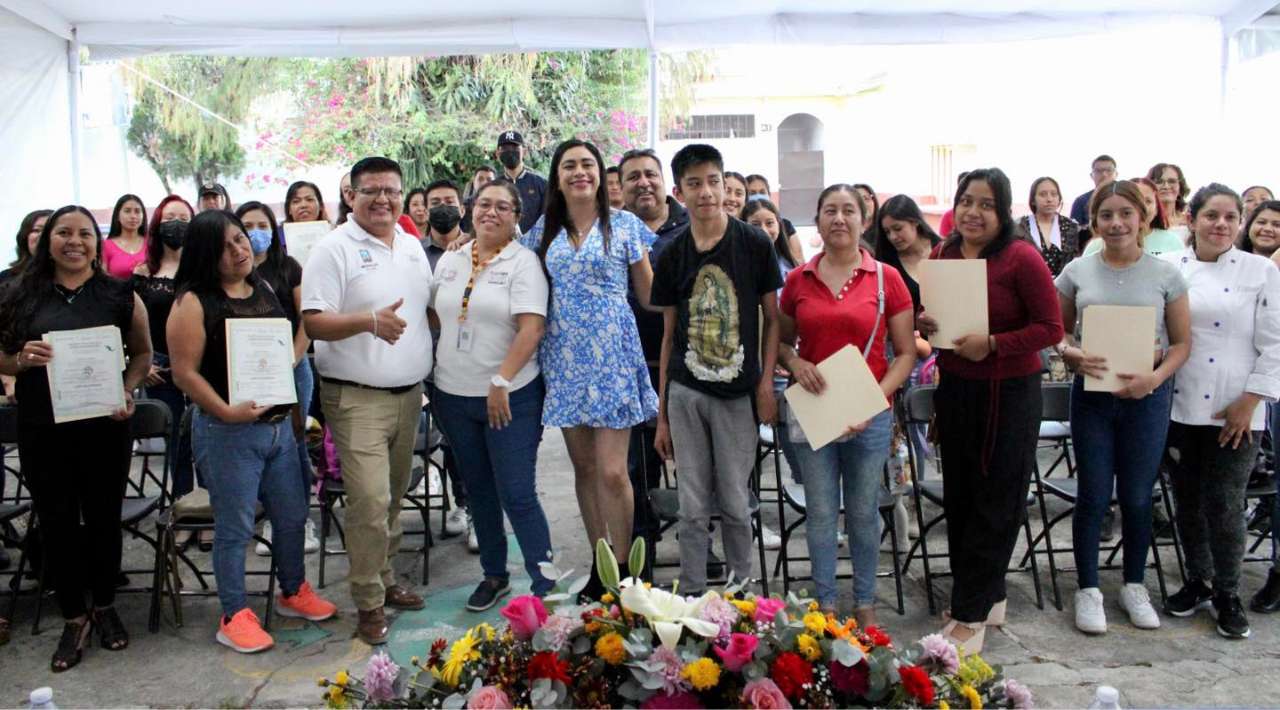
[686,264,744,382]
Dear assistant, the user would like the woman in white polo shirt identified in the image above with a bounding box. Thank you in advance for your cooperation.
[430,179,554,611]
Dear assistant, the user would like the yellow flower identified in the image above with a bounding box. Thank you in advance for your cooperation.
[440,630,482,686]
[807,601,819,612]
[595,632,627,665]
[959,654,995,686]
[473,622,497,642]
[316,678,328,688]
[940,702,951,710]
[335,670,349,687]
[802,611,828,636]
[601,592,616,604]
[961,685,983,709]
[326,684,346,708]
[796,634,823,662]
[681,657,722,690]
[730,599,757,618]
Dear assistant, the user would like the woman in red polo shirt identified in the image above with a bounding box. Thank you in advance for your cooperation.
[779,184,917,626]
[918,168,1064,653]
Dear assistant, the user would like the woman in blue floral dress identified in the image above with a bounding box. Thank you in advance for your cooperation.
[522,139,658,590]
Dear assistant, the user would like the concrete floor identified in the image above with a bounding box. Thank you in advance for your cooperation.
[1,432,1277,708]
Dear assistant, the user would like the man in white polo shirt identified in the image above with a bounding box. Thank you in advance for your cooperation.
[301,156,433,645]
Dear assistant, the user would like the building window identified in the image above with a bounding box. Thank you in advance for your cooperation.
[664,114,756,140]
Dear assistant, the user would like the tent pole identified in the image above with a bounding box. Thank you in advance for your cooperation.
[1219,27,1230,120]
[647,49,659,148]
[67,27,82,204]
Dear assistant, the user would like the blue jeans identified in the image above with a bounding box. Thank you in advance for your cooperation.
[193,410,308,616]
[773,378,803,484]
[294,358,315,488]
[146,352,196,496]
[796,410,893,608]
[1069,377,1172,587]
[432,378,553,594]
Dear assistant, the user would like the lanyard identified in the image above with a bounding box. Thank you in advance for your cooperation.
[458,244,502,323]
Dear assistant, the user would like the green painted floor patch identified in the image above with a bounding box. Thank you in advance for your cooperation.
[271,620,333,651]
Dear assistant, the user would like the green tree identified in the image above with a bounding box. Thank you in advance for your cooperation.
[273,51,709,190]
[125,56,284,191]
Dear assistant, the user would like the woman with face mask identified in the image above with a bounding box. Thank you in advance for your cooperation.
[133,195,200,528]
[234,202,319,556]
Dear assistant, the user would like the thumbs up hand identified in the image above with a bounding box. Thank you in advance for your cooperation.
[372,298,408,344]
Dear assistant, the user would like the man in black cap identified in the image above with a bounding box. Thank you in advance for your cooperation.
[198,182,231,212]
[495,131,547,234]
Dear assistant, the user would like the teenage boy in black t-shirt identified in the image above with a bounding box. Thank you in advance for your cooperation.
[651,143,782,594]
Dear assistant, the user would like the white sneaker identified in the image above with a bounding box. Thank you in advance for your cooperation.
[255,522,272,557]
[466,515,479,553]
[757,524,781,550]
[1119,583,1161,629]
[303,519,320,554]
[445,507,468,537]
[1074,587,1107,634]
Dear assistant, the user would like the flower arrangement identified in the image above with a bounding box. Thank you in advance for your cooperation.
[321,540,1032,709]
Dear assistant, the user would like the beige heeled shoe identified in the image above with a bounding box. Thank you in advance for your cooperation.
[940,619,986,655]
[942,599,1006,628]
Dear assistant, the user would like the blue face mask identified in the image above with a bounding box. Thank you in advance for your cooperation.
[246,228,273,255]
[747,193,769,203]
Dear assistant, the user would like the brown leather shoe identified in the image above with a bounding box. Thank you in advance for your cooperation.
[356,607,389,645]
[385,585,425,610]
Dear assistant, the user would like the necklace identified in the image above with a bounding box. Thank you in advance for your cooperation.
[53,282,87,304]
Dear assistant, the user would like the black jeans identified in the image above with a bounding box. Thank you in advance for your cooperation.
[143,355,196,496]
[425,382,467,510]
[18,417,130,619]
[1167,422,1261,595]
[629,365,662,540]
[935,372,1041,623]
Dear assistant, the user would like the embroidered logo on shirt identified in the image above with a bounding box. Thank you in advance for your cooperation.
[440,268,459,283]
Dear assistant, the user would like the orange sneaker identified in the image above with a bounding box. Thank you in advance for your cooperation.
[277,581,337,622]
[216,608,274,653]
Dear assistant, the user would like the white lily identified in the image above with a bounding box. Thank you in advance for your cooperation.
[618,579,721,649]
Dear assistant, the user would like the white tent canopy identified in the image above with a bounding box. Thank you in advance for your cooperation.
[0,0,1276,252]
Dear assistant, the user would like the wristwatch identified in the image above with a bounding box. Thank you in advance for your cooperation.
[490,375,512,390]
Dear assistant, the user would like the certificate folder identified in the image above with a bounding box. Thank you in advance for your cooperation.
[784,344,889,450]
[1081,305,1157,393]
[920,259,988,346]
[226,318,298,407]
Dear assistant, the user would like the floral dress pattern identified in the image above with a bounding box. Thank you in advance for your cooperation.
[522,209,660,428]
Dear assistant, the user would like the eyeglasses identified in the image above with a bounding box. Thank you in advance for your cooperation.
[354,187,403,200]
[474,200,517,215]
[1155,178,1180,187]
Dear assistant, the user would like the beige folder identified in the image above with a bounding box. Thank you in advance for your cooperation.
[784,344,889,449]
[920,259,988,346]
[282,220,332,267]
[1081,305,1157,393]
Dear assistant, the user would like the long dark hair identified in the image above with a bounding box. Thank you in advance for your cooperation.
[284,180,329,223]
[144,194,195,275]
[107,194,148,239]
[234,201,286,276]
[540,139,613,261]
[0,206,103,352]
[10,209,53,269]
[1027,177,1062,215]
[174,210,249,298]
[742,199,796,269]
[1241,200,1280,255]
[874,194,941,272]
[1147,162,1190,212]
[942,168,1017,258]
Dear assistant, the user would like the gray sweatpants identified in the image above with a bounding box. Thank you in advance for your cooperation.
[1167,422,1262,595]
[667,381,758,593]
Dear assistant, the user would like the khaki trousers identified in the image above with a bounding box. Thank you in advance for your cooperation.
[321,382,422,611]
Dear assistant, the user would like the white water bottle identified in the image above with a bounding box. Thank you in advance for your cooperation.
[1088,685,1120,709]
[29,687,57,710]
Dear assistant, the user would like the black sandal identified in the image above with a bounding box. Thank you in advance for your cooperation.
[51,617,93,672]
[94,607,129,651]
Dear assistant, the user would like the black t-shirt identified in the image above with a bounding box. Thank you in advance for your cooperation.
[631,197,690,368]
[515,170,549,234]
[132,273,176,355]
[256,256,304,335]
[4,274,135,425]
[651,218,783,399]
[194,276,292,420]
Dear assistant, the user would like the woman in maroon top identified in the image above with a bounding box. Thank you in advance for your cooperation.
[918,168,1064,653]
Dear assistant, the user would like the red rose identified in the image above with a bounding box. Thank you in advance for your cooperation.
[898,664,935,706]
[770,652,814,701]
[527,651,572,685]
[864,625,892,648]
[828,660,870,696]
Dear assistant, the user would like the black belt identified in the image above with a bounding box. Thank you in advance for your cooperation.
[321,377,418,395]
[260,411,291,424]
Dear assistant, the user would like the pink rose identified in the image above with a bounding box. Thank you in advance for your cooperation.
[467,685,513,710]
[713,632,759,672]
[742,678,792,709]
[641,691,704,709]
[499,595,548,640]
[754,598,787,623]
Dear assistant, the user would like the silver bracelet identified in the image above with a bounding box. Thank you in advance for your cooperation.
[371,309,378,335]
